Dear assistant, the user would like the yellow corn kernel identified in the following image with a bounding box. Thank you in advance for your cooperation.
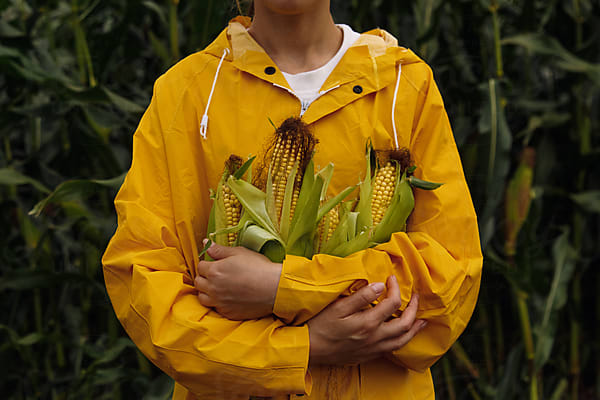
[222,184,241,246]
[316,205,340,252]
[371,162,397,225]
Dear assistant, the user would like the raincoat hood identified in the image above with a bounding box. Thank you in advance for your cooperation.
[210,17,420,88]
[102,16,482,400]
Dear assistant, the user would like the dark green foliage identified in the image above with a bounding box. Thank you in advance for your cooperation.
[1,0,599,398]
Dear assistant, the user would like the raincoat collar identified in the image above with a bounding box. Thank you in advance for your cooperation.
[204,17,422,124]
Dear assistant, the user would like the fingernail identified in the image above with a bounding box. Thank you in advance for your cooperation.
[419,320,428,329]
[369,282,385,294]
[202,238,209,246]
[391,275,397,284]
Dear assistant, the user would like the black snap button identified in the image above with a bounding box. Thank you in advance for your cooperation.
[353,85,363,94]
[265,66,276,75]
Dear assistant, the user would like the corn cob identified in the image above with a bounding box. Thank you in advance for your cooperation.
[222,184,241,245]
[371,162,396,224]
[255,117,317,226]
[370,148,412,225]
[316,205,340,252]
[221,155,243,245]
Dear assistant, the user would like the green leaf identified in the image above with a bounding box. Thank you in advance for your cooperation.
[317,163,335,201]
[407,176,444,190]
[29,174,126,217]
[355,140,374,232]
[0,168,51,193]
[534,229,577,369]
[226,176,280,239]
[478,78,513,249]
[287,172,324,258]
[317,185,356,222]
[503,33,600,85]
[238,224,285,263]
[328,229,371,258]
[101,87,145,113]
[0,43,22,58]
[16,332,44,346]
[570,191,600,213]
[233,156,256,179]
[265,168,277,227]
[279,159,300,242]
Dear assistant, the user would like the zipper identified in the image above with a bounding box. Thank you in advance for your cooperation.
[300,100,310,115]
[272,83,341,117]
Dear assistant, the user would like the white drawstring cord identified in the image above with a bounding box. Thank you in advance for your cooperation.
[391,63,402,149]
[200,48,230,139]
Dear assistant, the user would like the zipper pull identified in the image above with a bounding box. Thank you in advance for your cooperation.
[300,100,310,116]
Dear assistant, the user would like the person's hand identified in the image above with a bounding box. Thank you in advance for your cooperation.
[195,241,282,320]
[307,275,426,366]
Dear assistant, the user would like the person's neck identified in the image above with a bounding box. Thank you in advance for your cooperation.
[248,7,342,74]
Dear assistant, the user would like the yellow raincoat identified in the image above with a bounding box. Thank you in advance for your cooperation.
[102,16,482,400]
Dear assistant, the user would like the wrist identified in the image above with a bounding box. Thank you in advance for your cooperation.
[265,262,283,312]
[307,320,326,366]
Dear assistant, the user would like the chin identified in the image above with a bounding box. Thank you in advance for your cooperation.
[258,0,326,15]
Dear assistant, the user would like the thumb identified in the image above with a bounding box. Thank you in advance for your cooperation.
[205,240,237,260]
[336,282,385,317]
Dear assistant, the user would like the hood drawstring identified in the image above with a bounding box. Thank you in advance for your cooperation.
[391,63,402,149]
[200,48,230,139]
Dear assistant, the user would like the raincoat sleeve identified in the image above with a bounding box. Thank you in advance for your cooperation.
[102,80,311,398]
[273,65,483,372]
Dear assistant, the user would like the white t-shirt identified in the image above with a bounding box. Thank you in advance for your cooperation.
[282,24,360,114]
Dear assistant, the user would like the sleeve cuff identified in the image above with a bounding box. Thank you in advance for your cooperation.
[273,253,369,325]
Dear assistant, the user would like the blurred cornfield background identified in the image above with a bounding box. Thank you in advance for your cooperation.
[1,0,599,398]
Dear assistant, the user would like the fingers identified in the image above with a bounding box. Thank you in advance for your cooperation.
[195,275,216,308]
[205,240,238,260]
[377,318,427,353]
[197,292,216,308]
[364,275,402,323]
[335,281,385,317]
[374,293,420,340]
[194,275,210,293]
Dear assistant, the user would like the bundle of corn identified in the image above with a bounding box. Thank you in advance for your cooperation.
[317,141,442,257]
[206,117,353,262]
[203,119,441,262]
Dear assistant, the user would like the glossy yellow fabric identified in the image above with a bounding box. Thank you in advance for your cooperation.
[102,16,482,400]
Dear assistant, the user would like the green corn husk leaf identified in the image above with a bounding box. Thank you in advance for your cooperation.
[355,140,375,232]
[287,162,324,258]
[322,207,359,254]
[203,190,218,261]
[317,163,335,201]
[317,185,356,222]
[198,239,214,260]
[317,209,333,253]
[408,176,444,190]
[287,158,315,234]
[226,176,281,240]
[265,168,277,227]
[207,155,255,248]
[233,156,256,179]
[371,172,414,244]
[238,223,285,263]
[328,229,372,258]
[279,159,300,242]
[212,184,229,246]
